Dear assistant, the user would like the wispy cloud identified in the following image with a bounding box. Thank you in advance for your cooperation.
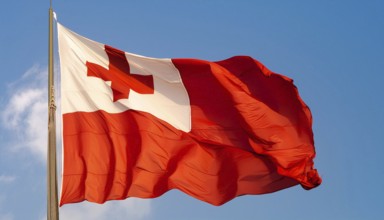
[1,64,152,219]
[0,175,16,184]
[1,64,48,161]
[60,199,152,220]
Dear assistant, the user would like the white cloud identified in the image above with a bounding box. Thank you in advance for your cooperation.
[60,199,151,220]
[1,64,152,219]
[1,64,48,161]
[0,175,16,184]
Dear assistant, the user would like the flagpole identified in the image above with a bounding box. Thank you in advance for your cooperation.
[47,0,59,219]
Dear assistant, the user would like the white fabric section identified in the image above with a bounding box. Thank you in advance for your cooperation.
[58,23,191,132]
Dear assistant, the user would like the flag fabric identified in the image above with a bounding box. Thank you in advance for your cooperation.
[58,23,321,206]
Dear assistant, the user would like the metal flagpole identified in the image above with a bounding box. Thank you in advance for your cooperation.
[48,0,59,219]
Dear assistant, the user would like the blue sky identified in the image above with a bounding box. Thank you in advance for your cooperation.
[1,0,383,219]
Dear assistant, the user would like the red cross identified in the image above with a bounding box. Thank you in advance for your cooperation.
[86,45,154,102]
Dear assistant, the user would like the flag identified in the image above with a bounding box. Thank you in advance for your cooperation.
[58,23,321,206]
